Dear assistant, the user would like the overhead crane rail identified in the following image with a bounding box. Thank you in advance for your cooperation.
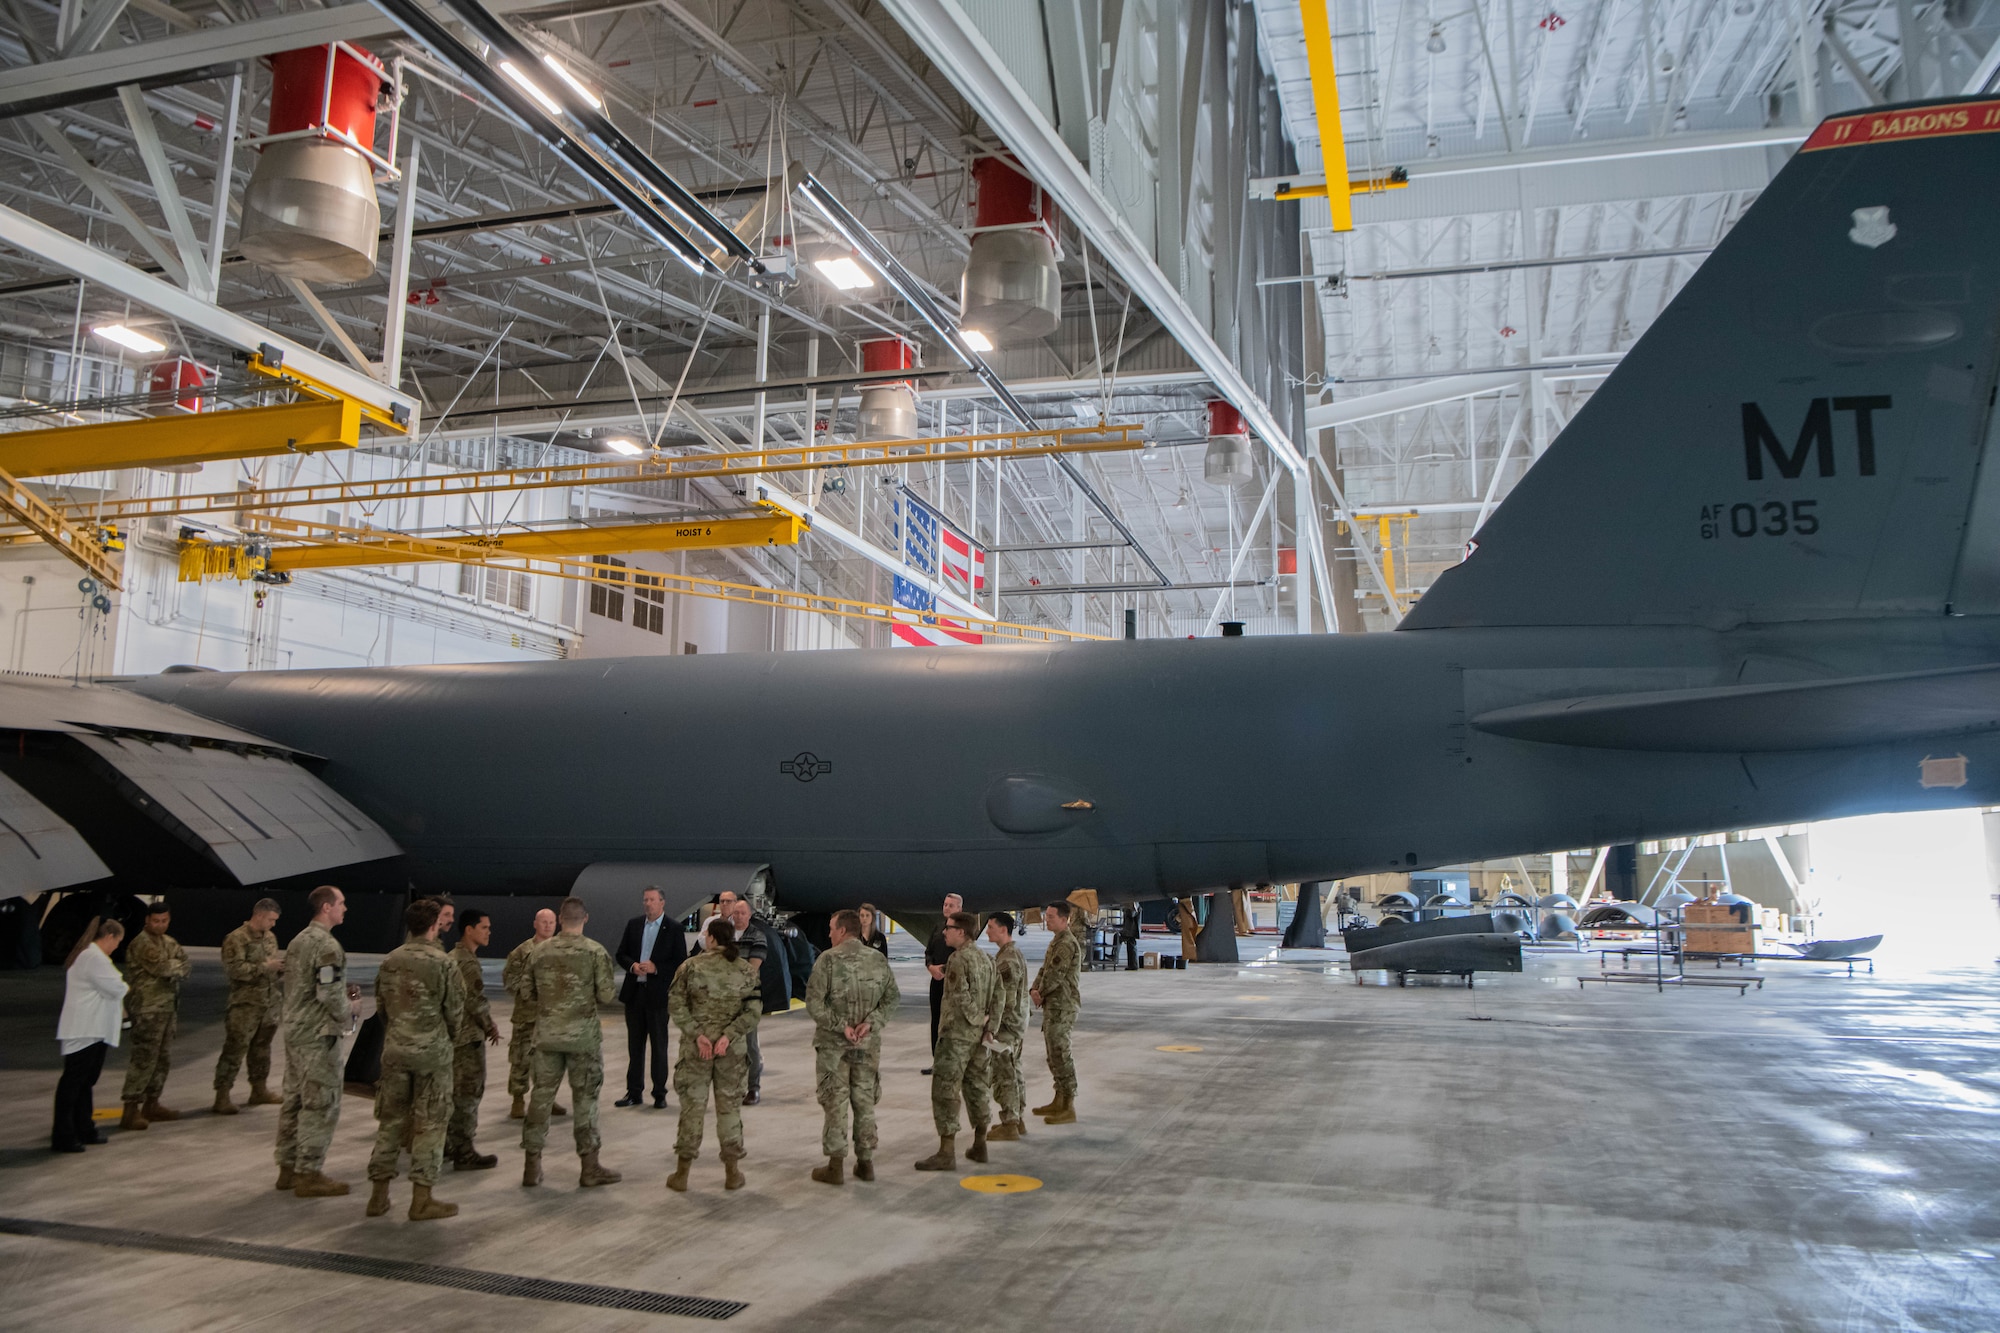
[0,461,124,588]
[35,422,1148,527]
[0,350,402,479]
[224,507,805,574]
[0,349,413,569]
[179,514,1105,643]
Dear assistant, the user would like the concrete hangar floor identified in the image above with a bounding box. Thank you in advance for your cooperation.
[0,930,1995,1332]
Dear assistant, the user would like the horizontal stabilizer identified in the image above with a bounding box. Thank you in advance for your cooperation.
[1471,663,2000,751]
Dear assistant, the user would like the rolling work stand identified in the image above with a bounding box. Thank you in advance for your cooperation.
[1579,915,1764,995]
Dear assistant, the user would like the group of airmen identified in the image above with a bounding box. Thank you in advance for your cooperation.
[107,883,1089,1221]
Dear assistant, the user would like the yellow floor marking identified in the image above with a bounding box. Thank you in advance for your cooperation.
[961,1174,1043,1194]
[91,1108,121,1121]
[1155,1044,1204,1053]
[1234,995,1272,1002]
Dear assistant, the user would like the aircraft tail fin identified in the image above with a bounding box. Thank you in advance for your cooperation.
[1402,97,2000,631]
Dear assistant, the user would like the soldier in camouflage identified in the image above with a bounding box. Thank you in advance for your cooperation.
[365,899,467,1221]
[915,911,1000,1172]
[503,909,566,1120]
[803,909,899,1185]
[664,918,761,1193]
[1032,899,1083,1124]
[275,885,357,1198]
[212,898,285,1116]
[120,901,191,1130]
[983,912,1031,1141]
[444,909,502,1170]
[519,896,622,1189]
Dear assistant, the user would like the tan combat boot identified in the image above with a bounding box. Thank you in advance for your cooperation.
[408,1184,458,1221]
[914,1136,956,1171]
[852,1158,875,1182]
[365,1179,392,1217]
[274,1165,295,1191]
[521,1152,542,1187]
[1042,1092,1076,1125]
[665,1156,693,1192]
[292,1171,350,1198]
[579,1152,622,1187]
[141,1099,180,1122]
[248,1082,281,1107]
[722,1150,745,1192]
[967,1126,990,1163]
[987,1121,1019,1142]
[120,1102,148,1132]
[810,1155,844,1186]
[212,1090,238,1116]
[509,1095,526,1120]
[1030,1094,1060,1115]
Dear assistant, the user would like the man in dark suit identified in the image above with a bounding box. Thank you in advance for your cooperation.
[613,887,686,1109]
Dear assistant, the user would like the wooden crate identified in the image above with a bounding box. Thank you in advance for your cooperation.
[1683,901,1758,956]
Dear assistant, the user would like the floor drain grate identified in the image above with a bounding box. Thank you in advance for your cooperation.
[0,1216,745,1320]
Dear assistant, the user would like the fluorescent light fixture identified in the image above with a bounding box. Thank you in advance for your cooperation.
[93,324,166,354]
[604,438,644,456]
[812,255,874,290]
[542,55,602,109]
[959,328,994,352]
[499,60,562,115]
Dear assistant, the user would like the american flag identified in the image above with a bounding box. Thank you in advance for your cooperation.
[887,493,987,647]
[892,617,984,647]
[940,526,986,595]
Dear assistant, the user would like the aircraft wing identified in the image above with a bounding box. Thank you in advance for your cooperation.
[0,768,110,894]
[1470,662,2000,752]
[0,676,400,885]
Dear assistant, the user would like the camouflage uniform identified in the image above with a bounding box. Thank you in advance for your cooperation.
[367,936,466,1188]
[214,923,281,1096]
[275,923,349,1174]
[519,932,618,1158]
[120,929,190,1104]
[501,936,542,1101]
[445,940,498,1159]
[930,939,998,1137]
[990,938,1030,1124]
[667,951,761,1161]
[803,938,899,1161]
[1036,927,1083,1099]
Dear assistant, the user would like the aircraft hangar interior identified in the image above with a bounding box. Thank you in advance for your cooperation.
[2,0,2000,1326]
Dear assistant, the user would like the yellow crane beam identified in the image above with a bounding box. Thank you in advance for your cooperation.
[41,423,1146,527]
[0,461,124,588]
[0,398,360,478]
[1298,0,1354,231]
[180,512,1101,641]
[249,510,804,574]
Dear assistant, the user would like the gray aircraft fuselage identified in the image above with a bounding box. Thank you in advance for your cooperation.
[109,98,2000,910]
[126,613,2000,913]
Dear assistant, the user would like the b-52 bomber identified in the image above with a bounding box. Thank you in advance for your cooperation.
[5,96,2000,932]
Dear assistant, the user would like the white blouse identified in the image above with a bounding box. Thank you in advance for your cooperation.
[57,944,128,1056]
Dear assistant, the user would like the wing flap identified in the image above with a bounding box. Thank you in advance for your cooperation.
[71,734,400,883]
[0,769,110,893]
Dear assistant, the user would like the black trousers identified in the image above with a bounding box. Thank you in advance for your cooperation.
[928,977,944,1052]
[1124,936,1139,971]
[625,1004,671,1099]
[52,1041,106,1149]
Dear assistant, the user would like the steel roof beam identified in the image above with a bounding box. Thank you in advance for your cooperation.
[879,0,1303,474]
[0,201,421,427]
